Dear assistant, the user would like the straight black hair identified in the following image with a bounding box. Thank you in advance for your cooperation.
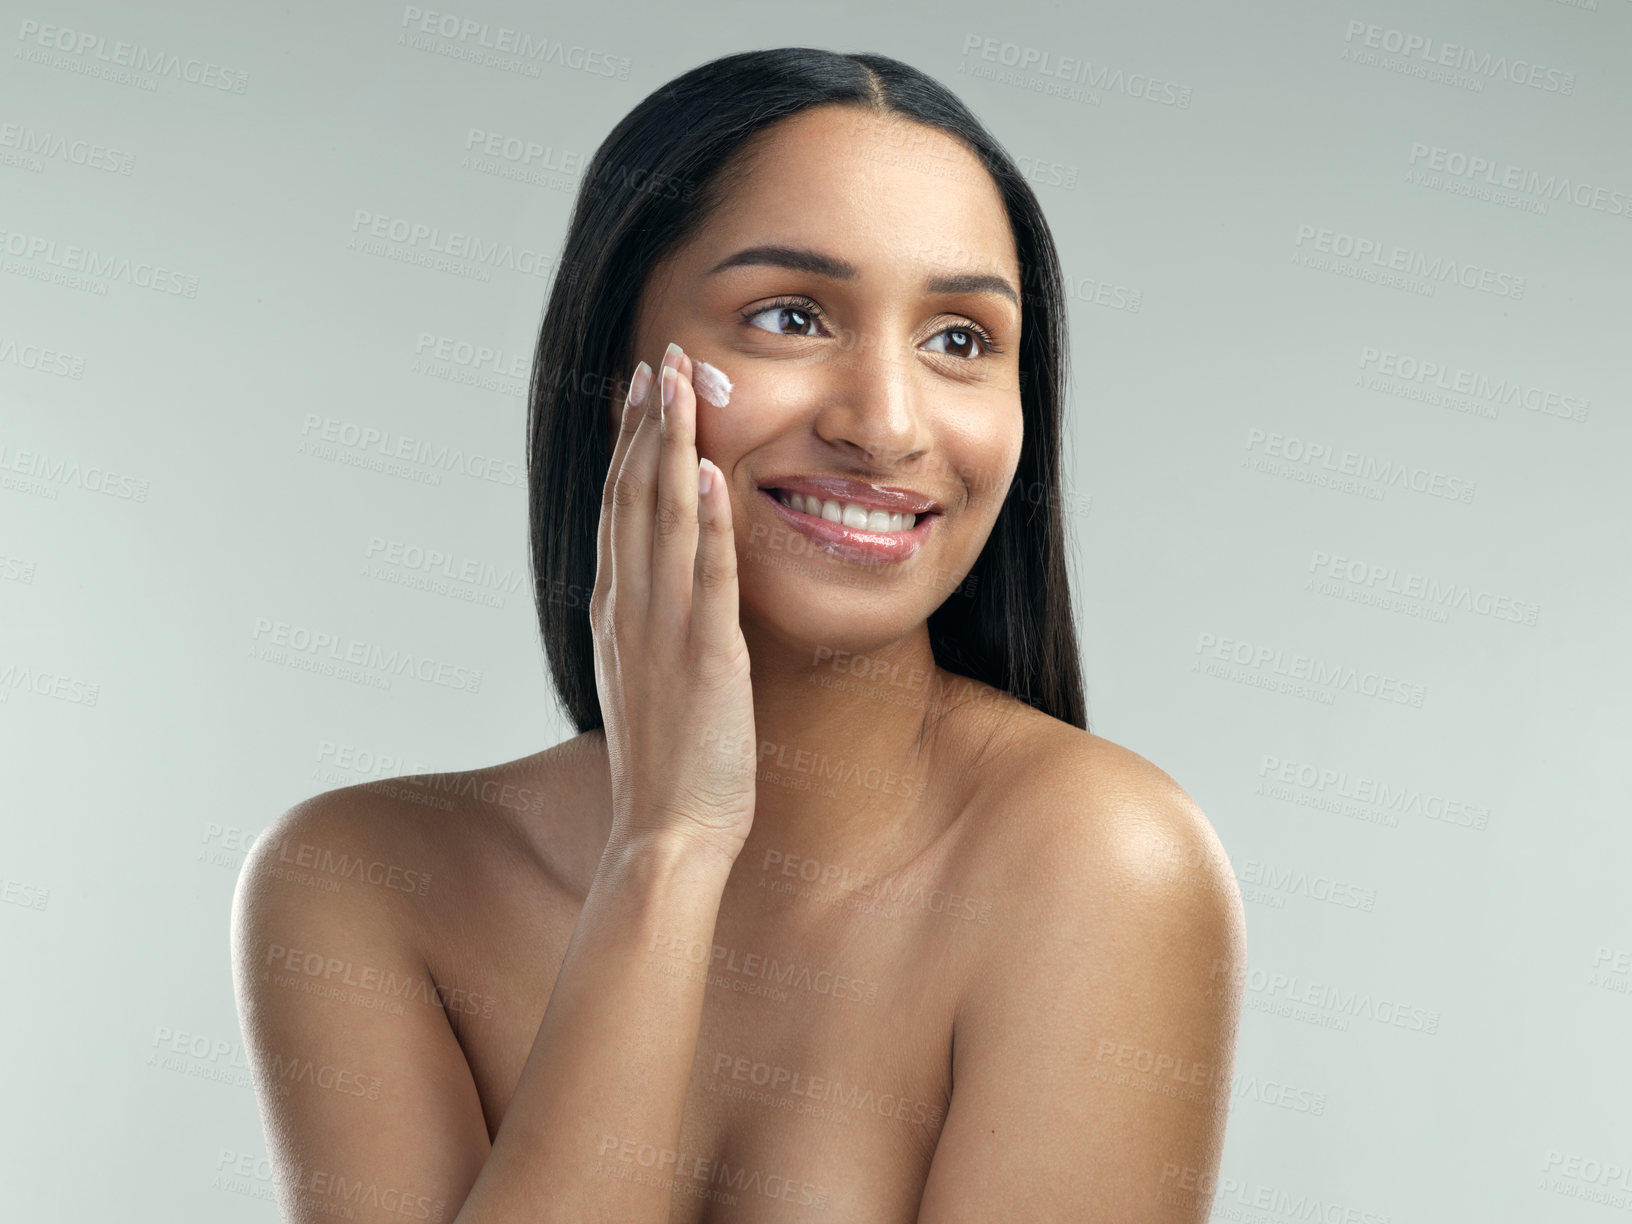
[527,47,1088,735]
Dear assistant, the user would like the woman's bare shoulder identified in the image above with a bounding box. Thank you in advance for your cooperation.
[945,707,1246,1025]
[956,707,1236,909]
[239,731,610,913]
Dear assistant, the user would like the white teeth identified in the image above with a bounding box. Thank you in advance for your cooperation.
[775,491,917,532]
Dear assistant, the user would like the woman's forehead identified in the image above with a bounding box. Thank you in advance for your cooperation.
[689,115,1019,285]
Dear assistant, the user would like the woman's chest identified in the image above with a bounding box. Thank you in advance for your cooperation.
[444,863,983,1222]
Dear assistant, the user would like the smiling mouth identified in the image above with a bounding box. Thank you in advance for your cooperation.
[756,488,939,565]
[762,488,935,533]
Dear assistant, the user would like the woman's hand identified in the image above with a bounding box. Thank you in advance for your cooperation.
[591,342,757,865]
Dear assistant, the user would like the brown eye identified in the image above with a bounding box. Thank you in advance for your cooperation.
[937,328,981,359]
[924,324,999,360]
[744,301,822,336]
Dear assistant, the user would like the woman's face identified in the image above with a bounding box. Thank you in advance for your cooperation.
[618,104,1025,657]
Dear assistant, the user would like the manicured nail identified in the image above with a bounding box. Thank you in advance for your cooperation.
[661,364,676,409]
[698,456,714,496]
[662,341,683,370]
[629,361,653,407]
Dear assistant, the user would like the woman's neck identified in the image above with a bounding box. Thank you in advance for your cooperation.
[730,618,972,873]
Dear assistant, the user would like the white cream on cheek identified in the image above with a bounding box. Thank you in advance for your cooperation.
[692,359,733,407]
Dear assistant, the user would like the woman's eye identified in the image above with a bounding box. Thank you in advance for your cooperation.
[924,326,987,360]
[742,303,994,360]
[744,304,821,336]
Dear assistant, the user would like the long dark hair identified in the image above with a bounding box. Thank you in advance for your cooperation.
[527,47,1088,735]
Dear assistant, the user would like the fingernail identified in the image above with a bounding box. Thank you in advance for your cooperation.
[661,364,676,409]
[698,456,714,496]
[662,341,683,370]
[629,361,653,407]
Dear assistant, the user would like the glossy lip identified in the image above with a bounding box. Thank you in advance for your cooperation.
[759,488,937,565]
[754,474,943,515]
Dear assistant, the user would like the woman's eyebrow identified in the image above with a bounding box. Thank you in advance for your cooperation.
[706,244,1019,309]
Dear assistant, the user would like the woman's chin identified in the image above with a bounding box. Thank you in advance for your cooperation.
[736,584,939,664]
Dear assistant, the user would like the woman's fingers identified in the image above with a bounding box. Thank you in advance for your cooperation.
[651,349,702,633]
[600,341,738,664]
[610,345,678,616]
[691,451,741,663]
[590,339,758,855]
[596,361,654,613]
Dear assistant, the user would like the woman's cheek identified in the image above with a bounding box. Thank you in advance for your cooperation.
[695,396,753,464]
[694,366,801,457]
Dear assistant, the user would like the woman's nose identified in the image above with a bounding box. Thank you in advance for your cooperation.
[809,342,931,467]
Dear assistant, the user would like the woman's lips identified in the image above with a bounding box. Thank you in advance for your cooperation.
[758,489,938,565]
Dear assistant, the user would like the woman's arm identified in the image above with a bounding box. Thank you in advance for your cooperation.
[234,344,755,1222]
[232,799,733,1224]
[489,338,758,1218]
[460,829,735,1221]
[913,753,1247,1222]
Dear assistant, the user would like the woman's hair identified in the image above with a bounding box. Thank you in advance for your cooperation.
[527,47,1088,735]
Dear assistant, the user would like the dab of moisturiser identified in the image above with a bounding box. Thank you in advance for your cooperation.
[692,360,733,407]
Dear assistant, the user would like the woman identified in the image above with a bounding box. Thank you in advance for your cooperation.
[233,47,1245,1223]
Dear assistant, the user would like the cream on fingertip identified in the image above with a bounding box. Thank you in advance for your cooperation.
[692,360,733,407]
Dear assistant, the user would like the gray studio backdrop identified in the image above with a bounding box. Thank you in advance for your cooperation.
[3,0,1628,1219]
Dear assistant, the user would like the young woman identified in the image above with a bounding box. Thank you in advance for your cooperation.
[234,48,1245,1223]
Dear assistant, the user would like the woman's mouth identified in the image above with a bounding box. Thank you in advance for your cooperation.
[758,487,939,564]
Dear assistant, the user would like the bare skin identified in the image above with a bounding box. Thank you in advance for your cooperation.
[232,105,1246,1223]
